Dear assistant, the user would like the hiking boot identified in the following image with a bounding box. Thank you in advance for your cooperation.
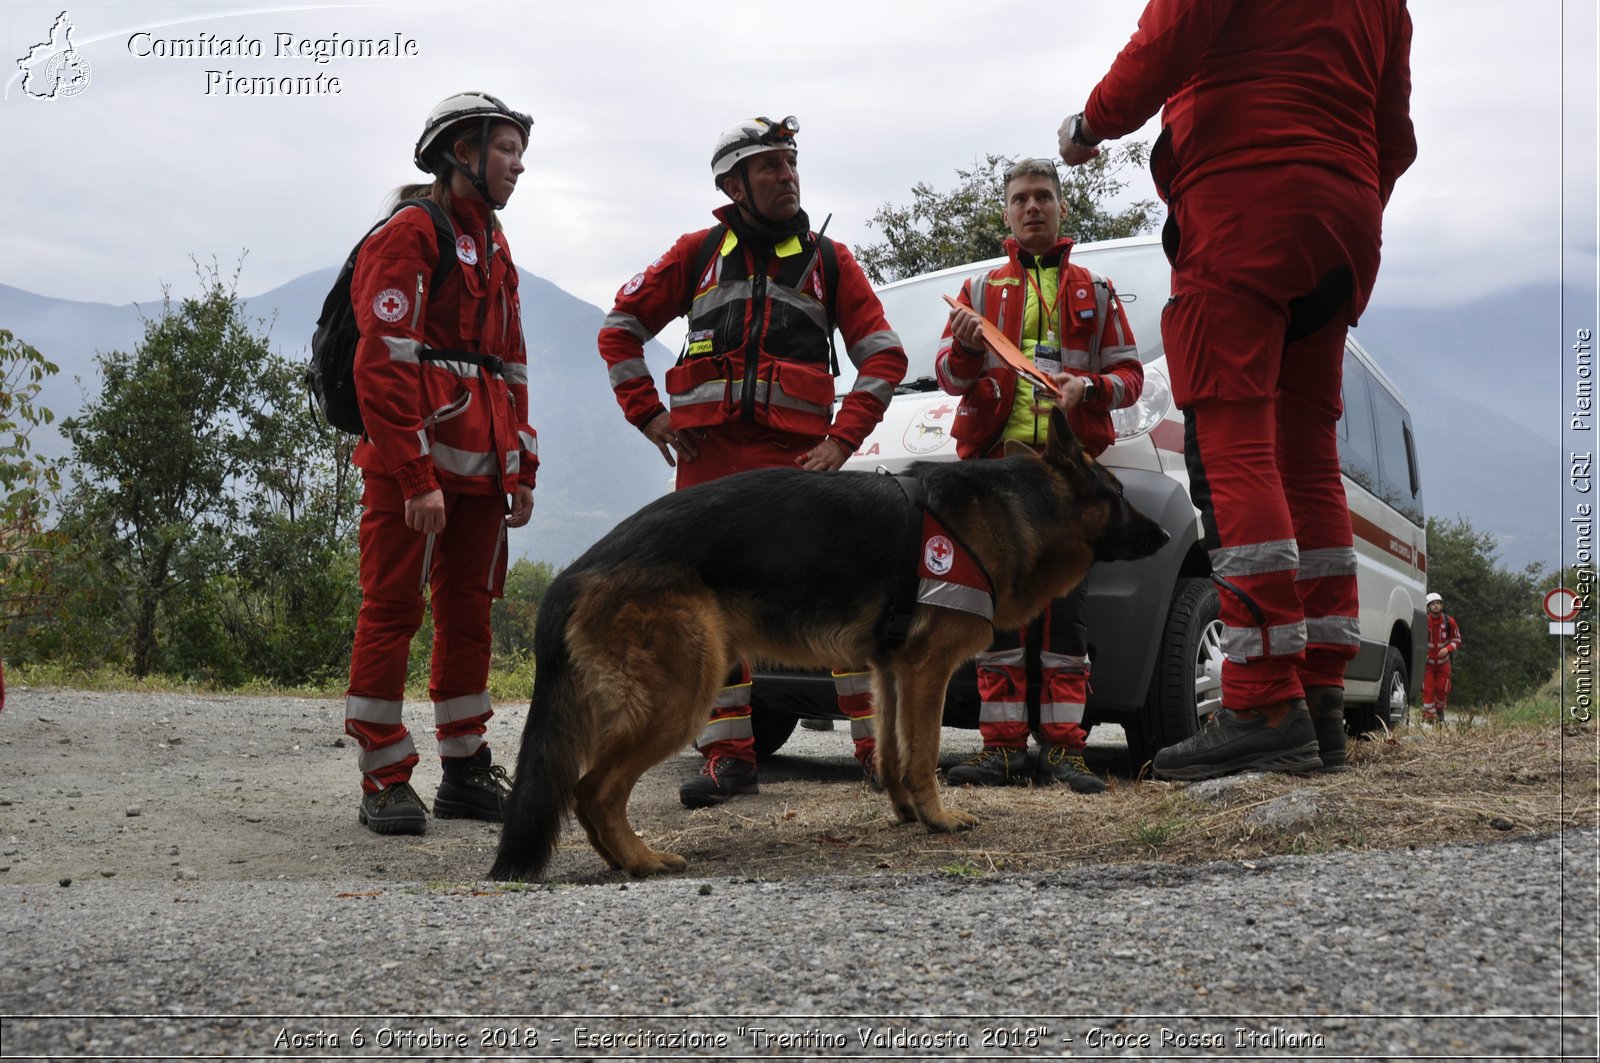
[1305,686,1349,773]
[1152,701,1322,781]
[1034,743,1108,794]
[434,748,512,822]
[945,746,1031,787]
[358,781,428,835]
[679,755,759,808]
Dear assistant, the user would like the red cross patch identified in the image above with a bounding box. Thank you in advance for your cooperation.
[924,534,955,576]
[455,235,478,265]
[372,288,409,323]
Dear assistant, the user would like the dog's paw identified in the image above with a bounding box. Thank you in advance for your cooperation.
[625,850,688,878]
[921,807,979,833]
[891,801,918,824]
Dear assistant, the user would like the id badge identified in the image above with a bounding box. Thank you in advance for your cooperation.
[685,329,715,359]
[1034,345,1062,377]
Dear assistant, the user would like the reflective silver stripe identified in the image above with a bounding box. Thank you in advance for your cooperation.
[688,279,753,324]
[1107,376,1127,406]
[437,734,485,759]
[1064,349,1095,371]
[768,282,828,333]
[1211,539,1300,579]
[1305,615,1361,646]
[502,362,527,386]
[519,431,538,456]
[714,682,753,709]
[432,442,498,477]
[937,343,980,391]
[831,670,873,697]
[849,375,896,406]
[415,428,430,457]
[1297,546,1358,581]
[423,391,471,428]
[602,310,652,342]
[1040,700,1086,726]
[383,336,422,364]
[976,646,1026,669]
[849,715,876,741]
[697,714,752,746]
[418,532,435,594]
[434,691,491,725]
[345,695,403,725]
[1039,651,1089,671]
[969,273,991,319]
[1102,344,1139,365]
[359,734,416,775]
[846,329,903,367]
[669,378,729,409]
[1223,620,1307,661]
[917,579,993,621]
[608,357,652,388]
[977,699,1028,725]
[505,450,521,477]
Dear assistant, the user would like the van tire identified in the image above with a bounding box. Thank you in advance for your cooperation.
[1350,646,1409,735]
[1128,577,1223,771]
[750,702,799,759]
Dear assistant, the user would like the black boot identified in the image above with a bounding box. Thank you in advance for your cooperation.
[359,782,428,835]
[434,747,512,822]
[1306,686,1349,773]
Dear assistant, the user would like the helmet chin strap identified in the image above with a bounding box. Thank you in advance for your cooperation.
[445,117,506,210]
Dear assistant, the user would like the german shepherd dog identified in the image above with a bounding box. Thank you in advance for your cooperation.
[490,406,1167,880]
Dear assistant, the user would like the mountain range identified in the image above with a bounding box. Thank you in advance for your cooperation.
[0,273,1565,573]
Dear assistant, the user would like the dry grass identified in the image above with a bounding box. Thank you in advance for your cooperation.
[634,719,1599,881]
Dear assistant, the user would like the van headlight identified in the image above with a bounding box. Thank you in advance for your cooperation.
[1110,365,1172,441]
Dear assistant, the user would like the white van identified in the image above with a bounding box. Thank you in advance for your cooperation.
[751,234,1426,764]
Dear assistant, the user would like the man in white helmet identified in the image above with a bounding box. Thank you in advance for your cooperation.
[597,116,907,807]
[1423,592,1461,723]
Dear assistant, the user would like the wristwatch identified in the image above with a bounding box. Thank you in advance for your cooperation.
[1067,112,1099,148]
[1081,377,1097,403]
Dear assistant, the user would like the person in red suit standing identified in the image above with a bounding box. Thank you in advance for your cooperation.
[1058,0,1417,779]
[1423,592,1462,723]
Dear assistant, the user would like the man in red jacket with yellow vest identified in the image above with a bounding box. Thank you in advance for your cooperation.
[598,116,907,807]
[936,158,1143,793]
[1059,0,1417,779]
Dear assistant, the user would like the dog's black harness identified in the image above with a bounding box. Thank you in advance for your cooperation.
[875,472,995,651]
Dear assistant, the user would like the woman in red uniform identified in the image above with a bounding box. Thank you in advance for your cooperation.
[343,92,539,834]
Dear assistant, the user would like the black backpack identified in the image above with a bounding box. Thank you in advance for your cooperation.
[306,198,459,435]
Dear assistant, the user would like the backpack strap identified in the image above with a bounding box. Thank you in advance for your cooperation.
[396,197,459,293]
[817,234,841,377]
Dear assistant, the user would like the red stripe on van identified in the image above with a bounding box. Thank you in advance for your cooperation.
[1351,511,1425,572]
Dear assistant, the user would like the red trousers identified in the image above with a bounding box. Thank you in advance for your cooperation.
[344,473,508,793]
[975,581,1090,752]
[677,424,877,769]
[1165,166,1381,710]
[1423,660,1453,714]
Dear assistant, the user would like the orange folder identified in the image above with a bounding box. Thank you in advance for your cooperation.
[942,294,1063,399]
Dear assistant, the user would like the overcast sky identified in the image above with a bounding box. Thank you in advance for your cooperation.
[1,0,1595,325]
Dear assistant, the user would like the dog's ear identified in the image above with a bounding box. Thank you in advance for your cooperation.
[1045,405,1087,469]
[1002,439,1041,461]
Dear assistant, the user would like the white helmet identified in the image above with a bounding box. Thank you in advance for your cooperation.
[415,91,531,168]
[711,115,798,190]
[1426,592,1443,605]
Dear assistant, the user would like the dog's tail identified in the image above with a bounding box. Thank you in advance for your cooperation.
[489,578,586,881]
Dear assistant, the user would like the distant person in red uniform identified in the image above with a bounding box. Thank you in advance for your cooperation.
[597,116,907,807]
[1422,592,1461,723]
[1058,0,1417,779]
[343,92,539,835]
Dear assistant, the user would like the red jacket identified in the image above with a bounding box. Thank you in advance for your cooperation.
[351,196,537,499]
[598,206,906,452]
[1084,0,1417,205]
[1427,611,1462,665]
[935,238,1142,460]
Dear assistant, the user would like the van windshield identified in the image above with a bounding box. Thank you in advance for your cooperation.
[874,241,1171,393]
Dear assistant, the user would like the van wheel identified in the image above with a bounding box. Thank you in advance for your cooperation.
[1350,646,1409,735]
[750,703,799,759]
[1128,577,1223,770]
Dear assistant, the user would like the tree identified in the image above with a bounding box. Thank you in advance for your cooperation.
[0,330,66,640]
[58,261,360,680]
[491,558,560,658]
[856,146,1161,284]
[1425,515,1553,706]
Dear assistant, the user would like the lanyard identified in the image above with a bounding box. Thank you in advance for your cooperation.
[1023,264,1058,347]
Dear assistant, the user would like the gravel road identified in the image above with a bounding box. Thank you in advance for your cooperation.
[1,688,1595,1061]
